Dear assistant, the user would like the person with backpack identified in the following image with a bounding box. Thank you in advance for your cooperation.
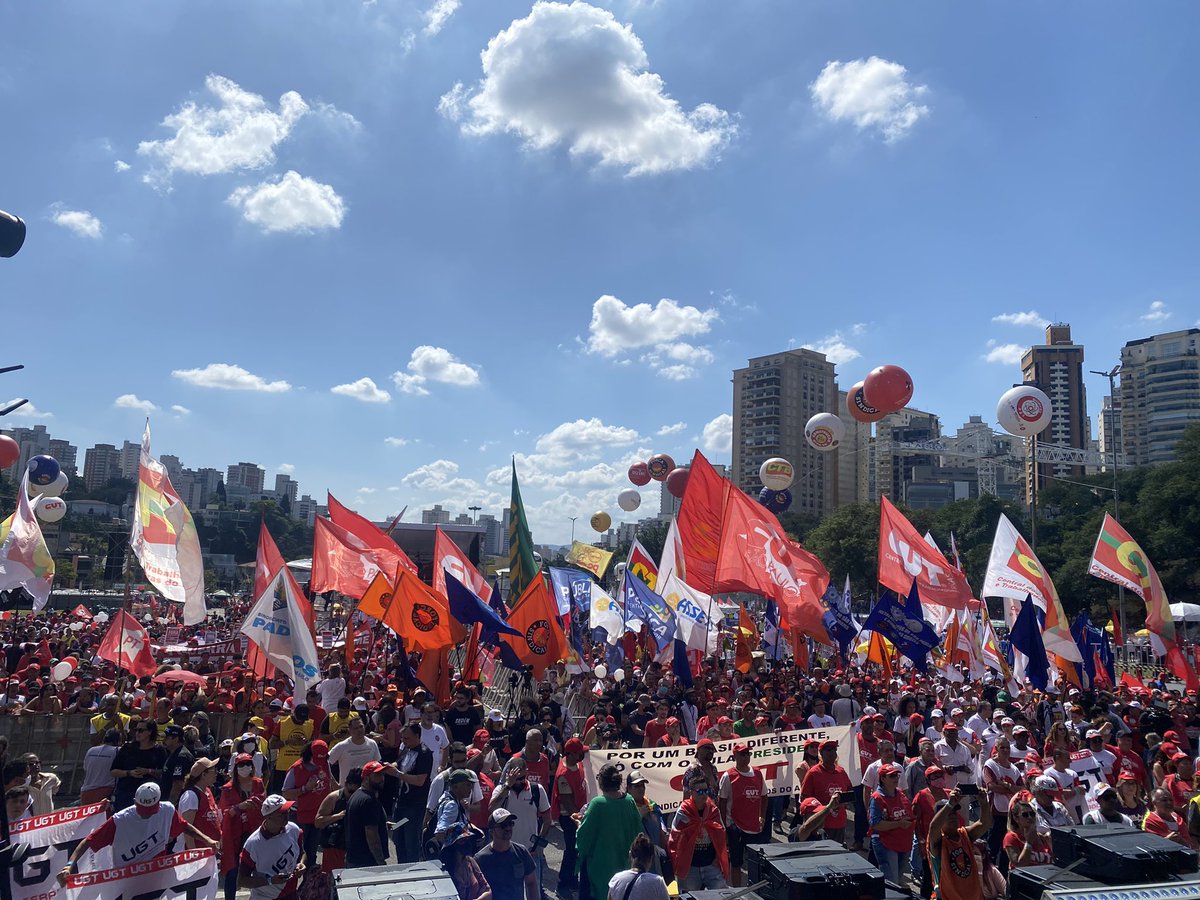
[315,767,360,873]
[488,757,551,896]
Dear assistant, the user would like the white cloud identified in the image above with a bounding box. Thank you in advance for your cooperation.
[423,0,460,35]
[0,400,51,419]
[801,332,861,365]
[357,487,377,494]
[811,56,930,142]
[1142,300,1171,323]
[278,463,295,474]
[330,376,391,403]
[535,418,640,464]
[992,310,1049,328]
[114,160,131,173]
[384,437,411,447]
[172,363,291,392]
[50,208,103,239]
[227,171,346,234]
[701,413,732,454]
[392,346,481,395]
[440,1,736,175]
[982,341,1026,365]
[171,404,190,415]
[657,422,686,436]
[114,393,158,414]
[588,295,719,356]
[138,75,354,185]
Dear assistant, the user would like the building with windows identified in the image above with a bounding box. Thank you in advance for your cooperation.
[48,439,78,476]
[1119,328,1200,466]
[731,349,837,517]
[82,443,122,490]
[1021,324,1089,503]
[226,462,265,495]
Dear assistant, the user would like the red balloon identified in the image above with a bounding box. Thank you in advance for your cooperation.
[0,435,18,469]
[665,467,690,499]
[628,462,651,486]
[647,453,675,481]
[846,381,887,423]
[863,365,913,413]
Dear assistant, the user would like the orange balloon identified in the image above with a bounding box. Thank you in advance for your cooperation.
[863,365,913,413]
[846,381,887,423]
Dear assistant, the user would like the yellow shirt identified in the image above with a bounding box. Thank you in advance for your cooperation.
[90,711,132,737]
[276,717,314,771]
[324,711,359,747]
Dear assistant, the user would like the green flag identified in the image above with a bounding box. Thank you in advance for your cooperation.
[508,459,539,597]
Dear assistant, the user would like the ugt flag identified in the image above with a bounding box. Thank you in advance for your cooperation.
[241,567,322,692]
[862,582,940,672]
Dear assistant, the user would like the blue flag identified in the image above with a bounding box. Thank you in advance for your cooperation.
[1070,611,1097,688]
[606,640,625,672]
[862,581,940,672]
[445,572,521,645]
[622,571,677,652]
[1011,595,1050,691]
[488,575,508,619]
[673,639,694,688]
[820,580,857,655]
[549,567,593,617]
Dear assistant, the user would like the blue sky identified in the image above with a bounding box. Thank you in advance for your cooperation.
[2,1,1198,543]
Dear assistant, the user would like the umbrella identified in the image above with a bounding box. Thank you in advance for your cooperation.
[151,669,210,687]
[1171,602,1200,622]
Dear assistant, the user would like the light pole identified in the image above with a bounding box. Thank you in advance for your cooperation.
[568,516,578,544]
[468,504,481,524]
[1090,364,1125,657]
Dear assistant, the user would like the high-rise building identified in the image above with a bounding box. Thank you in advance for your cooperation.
[874,407,940,503]
[731,349,837,517]
[422,504,451,525]
[1021,324,1088,502]
[83,443,123,491]
[295,494,321,527]
[176,467,223,511]
[159,454,184,484]
[835,391,872,506]
[48,439,78,476]
[1119,328,1200,466]
[478,513,505,557]
[226,462,265,494]
[1097,395,1122,471]
[0,424,51,483]
[273,474,299,508]
[119,441,141,481]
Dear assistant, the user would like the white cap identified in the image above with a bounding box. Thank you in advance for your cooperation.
[135,783,162,807]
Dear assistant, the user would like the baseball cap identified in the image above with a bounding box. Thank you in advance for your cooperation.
[490,808,518,826]
[261,794,294,816]
[353,696,369,711]
[943,723,959,733]
[909,713,923,723]
[447,769,474,785]
[1013,725,1029,735]
[1086,730,1102,740]
[732,742,751,754]
[362,761,386,775]
[135,782,162,807]
[1033,775,1058,792]
[163,724,184,738]
[696,738,715,749]
[925,765,945,779]
[1095,783,1117,798]
[930,709,944,718]
[310,740,329,759]
[819,739,838,750]
[563,738,586,755]
[799,797,823,815]
[879,763,901,777]
[248,716,266,727]
[189,757,219,779]
[487,709,504,722]
[717,716,733,725]
[626,772,649,786]
[235,752,254,765]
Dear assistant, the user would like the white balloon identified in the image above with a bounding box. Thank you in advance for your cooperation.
[41,471,69,498]
[997,385,1053,437]
[51,661,73,683]
[759,457,795,491]
[33,495,67,523]
[142,614,153,623]
[805,413,845,452]
[613,668,626,682]
[617,489,641,512]
[594,664,608,679]
[69,622,84,632]
[93,611,109,623]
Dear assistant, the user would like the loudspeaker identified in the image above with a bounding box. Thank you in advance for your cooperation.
[760,851,885,900]
[744,841,844,883]
[1050,823,1200,882]
[1008,865,1105,900]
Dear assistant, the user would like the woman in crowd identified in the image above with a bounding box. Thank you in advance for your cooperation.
[668,770,729,892]
[179,758,223,849]
[867,763,913,885]
[608,833,670,900]
[1116,772,1148,822]
[79,728,120,804]
[1003,798,1053,869]
[281,740,332,868]
[975,839,1007,899]
[219,752,266,900]
[439,822,492,900]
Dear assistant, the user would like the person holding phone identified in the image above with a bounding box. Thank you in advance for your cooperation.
[928,786,993,900]
[799,740,852,846]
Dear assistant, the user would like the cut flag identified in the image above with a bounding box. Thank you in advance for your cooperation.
[97,609,157,677]
[878,497,972,611]
[498,574,566,678]
[250,521,314,682]
[130,423,205,624]
[564,541,613,580]
[241,567,322,693]
[328,493,417,575]
[626,539,660,592]
[311,516,390,599]
[1088,513,1175,644]
[589,581,624,644]
[507,460,540,597]
[356,569,454,652]
[0,471,55,610]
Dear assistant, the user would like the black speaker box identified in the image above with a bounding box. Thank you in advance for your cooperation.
[744,841,845,883]
[1050,823,1200,882]
[1007,865,1106,900]
[760,851,885,900]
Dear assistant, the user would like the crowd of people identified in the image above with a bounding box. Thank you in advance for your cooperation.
[0,605,1195,900]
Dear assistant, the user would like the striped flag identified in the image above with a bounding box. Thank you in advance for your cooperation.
[507,459,539,597]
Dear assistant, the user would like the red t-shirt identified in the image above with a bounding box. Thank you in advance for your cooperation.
[859,736,880,775]
[643,718,670,749]
[912,789,938,847]
[1003,831,1053,867]
[516,751,551,789]
[1164,773,1196,810]
[721,767,766,833]
[551,762,586,819]
[1115,746,1149,788]
[801,765,852,829]
[869,790,913,853]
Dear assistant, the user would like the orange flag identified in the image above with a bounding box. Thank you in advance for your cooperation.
[735,606,758,674]
[416,646,452,706]
[357,569,454,653]
[498,574,566,678]
[868,631,893,681]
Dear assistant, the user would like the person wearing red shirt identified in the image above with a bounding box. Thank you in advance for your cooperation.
[219,755,266,900]
[1114,731,1150,792]
[1164,754,1197,814]
[855,717,880,851]
[658,717,689,747]
[1143,789,1197,847]
[800,740,852,847]
[550,738,588,892]
[718,743,767,886]
[1003,798,1054,869]
[514,729,552,788]
[280,740,332,867]
[643,701,672,749]
[868,763,913,885]
[911,766,951,899]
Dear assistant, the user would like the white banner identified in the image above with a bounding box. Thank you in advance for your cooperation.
[65,849,218,900]
[585,726,860,815]
[9,803,110,900]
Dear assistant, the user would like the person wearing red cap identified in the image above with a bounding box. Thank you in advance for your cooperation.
[346,760,391,868]
[718,743,766,886]
[684,739,720,800]
[911,766,950,898]
[658,717,689,747]
[551,737,588,891]
[799,740,851,846]
[219,753,266,900]
[868,763,913,885]
[240,795,304,900]
[934,723,973,790]
[1164,752,1197,815]
[281,740,332,867]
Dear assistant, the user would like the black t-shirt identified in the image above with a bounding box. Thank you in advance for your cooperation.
[445,705,484,745]
[395,743,434,810]
[111,743,168,809]
[162,747,195,794]
[475,842,535,900]
[344,789,388,867]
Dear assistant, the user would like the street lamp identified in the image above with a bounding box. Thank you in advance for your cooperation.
[568,516,578,543]
[1090,363,1125,655]
[468,505,481,524]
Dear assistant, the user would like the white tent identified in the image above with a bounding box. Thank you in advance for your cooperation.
[1170,602,1200,622]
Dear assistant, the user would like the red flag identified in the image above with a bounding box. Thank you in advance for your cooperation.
[1167,645,1200,692]
[676,451,730,593]
[432,527,492,602]
[499,575,567,678]
[97,610,157,677]
[1109,602,1124,648]
[793,630,809,673]
[461,624,483,682]
[311,516,406,599]
[1120,671,1145,690]
[1093,650,1113,689]
[33,639,51,666]
[878,496,972,610]
[72,604,92,621]
[327,493,418,575]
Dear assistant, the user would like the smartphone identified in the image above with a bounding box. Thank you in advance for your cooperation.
[836,791,857,803]
[958,784,980,796]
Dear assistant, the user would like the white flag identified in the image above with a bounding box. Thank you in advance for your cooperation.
[658,571,719,654]
[589,582,624,644]
[241,568,321,692]
[0,471,55,609]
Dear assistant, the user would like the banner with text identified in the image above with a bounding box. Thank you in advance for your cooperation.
[584,726,859,815]
[65,849,218,900]
[10,802,110,900]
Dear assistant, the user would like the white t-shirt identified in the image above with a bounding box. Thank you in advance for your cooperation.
[316,678,347,710]
[327,737,382,786]
[498,782,549,851]
[608,870,670,900]
[1091,748,1117,781]
[420,722,450,761]
[934,740,973,787]
[831,698,861,726]
[982,759,1023,813]
[242,821,303,900]
[862,758,895,794]
[80,745,118,793]
[807,714,836,729]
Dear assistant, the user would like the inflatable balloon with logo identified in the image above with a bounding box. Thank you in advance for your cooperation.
[665,466,690,498]
[997,384,1053,436]
[647,453,675,481]
[759,458,794,491]
[617,489,641,512]
[590,510,612,532]
[804,413,845,452]
[863,364,913,413]
[628,462,651,486]
[846,380,888,423]
[758,487,793,514]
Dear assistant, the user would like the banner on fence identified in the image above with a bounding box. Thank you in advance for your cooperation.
[64,849,218,900]
[584,726,859,815]
[10,802,110,900]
